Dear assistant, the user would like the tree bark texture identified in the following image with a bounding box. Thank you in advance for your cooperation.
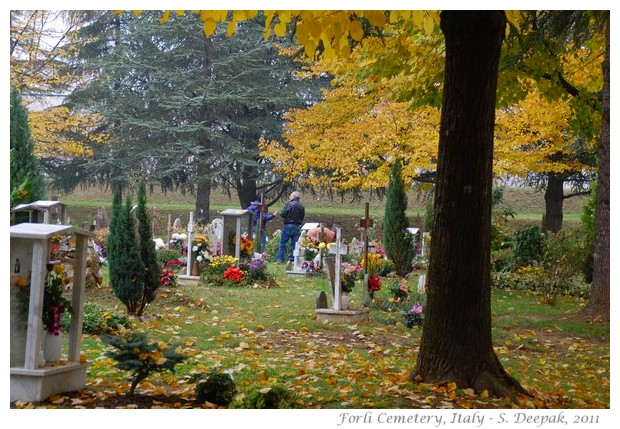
[544,174,564,232]
[411,11,527,398]
[195,176,211,224]
[582,17,610,321]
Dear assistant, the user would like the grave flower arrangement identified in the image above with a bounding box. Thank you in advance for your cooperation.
[228,232,254,258]
[389,278,409,301]
[242,258,268,281]
[403,303,424,328]
[240,234,254,258]
[43,263,72,335]
[160,268,177,287]
[340,262,362,293]
[223,266,245,283]
[170,233,188,254]
[192,234,211,263]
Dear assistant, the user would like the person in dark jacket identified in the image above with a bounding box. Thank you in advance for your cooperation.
[277,191,305,267]
[246,197,278,252]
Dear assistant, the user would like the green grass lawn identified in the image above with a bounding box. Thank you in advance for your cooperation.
[47,264,609,410]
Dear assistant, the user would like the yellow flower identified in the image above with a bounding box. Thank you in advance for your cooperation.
[318,242,326,249]
[53,264,64,274]
[16,276,27,287]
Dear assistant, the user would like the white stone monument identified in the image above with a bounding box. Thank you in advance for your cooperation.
[315,227,370,323]
[220,209,253,260]
[286,223,319,275]
[10,223,92,402]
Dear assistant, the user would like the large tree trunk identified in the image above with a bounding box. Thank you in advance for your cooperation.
[582,16,610,321]
[544,174,564,232]
[237,171,258,209]
[195,175,211,224]
[411,11,527,398]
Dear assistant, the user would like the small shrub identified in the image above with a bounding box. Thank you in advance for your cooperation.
[195,370,237,406]
[63,303,132,335]
[231,385,301,409]
[511,226,544,269]
[100,331,188,396]
[157,248,182,267]
[264,233,292,262]
[375,258,396,276]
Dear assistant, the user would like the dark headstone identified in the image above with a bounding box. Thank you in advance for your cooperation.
[316,291,328,309]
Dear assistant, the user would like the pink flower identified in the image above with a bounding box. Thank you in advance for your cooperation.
[411,303,423,315]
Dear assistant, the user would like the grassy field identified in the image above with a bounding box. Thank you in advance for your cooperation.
[16,264,609,410]
[57,185,587,240]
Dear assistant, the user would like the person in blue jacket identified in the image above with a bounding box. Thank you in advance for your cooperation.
[246,197,278,252]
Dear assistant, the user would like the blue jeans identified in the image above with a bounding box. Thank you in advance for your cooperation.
[278,224,301,262]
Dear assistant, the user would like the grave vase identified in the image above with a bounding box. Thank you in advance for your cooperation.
[43,332,62,362]
[341,292,351,310]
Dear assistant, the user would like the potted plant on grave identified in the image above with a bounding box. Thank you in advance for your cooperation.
[340,263,362,309]
[42,263,72,361]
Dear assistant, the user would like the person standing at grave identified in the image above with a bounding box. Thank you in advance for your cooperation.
[277,191,305,268]
[246,197,278,252]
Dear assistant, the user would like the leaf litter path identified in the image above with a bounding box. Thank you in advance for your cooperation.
[11,319,609,410]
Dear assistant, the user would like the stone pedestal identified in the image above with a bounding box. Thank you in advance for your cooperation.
[315,308,370,323]
[11,362,89,403]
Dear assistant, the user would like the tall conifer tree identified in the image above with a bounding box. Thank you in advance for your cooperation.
[10,86,45,207]
[136,182,160,314]
[383,158,414,276]
[108,189,145,315]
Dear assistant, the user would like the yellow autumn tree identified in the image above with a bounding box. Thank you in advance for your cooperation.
[259,21,442,192]
[494,88,589,177]
[10,11,108,160]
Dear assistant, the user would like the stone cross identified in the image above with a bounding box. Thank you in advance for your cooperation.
[360,202,372,299]
[332,227,344,311]
[186,211,195,276]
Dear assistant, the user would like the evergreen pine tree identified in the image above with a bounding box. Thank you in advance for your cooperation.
[135,181,160,314]
[107,184,122,302]
[108,190,145,315]
[10,87,45,207]
[384,158,414,276]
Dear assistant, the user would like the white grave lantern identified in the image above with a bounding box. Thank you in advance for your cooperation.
[10,223,92,402]
[220,209,253,259]
[11,200,68,224]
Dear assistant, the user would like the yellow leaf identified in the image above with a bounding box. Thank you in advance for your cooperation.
[412,10,424,27]
[505,10,522,32]
[304,39,317,58]
[139,352,150,360]
[423,16,435,35]
[227,20,237,37]
[274,21,287,38]
[349,20,364,41]
[220,332,230,339]
[159,10,171,24]
[203,19,217,37]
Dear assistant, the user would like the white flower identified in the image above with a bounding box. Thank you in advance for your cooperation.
[179,233,188,241]
[192,245,198,252]
[153,238,165,249]
[171,233,180,239]
[197,255,203,262]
